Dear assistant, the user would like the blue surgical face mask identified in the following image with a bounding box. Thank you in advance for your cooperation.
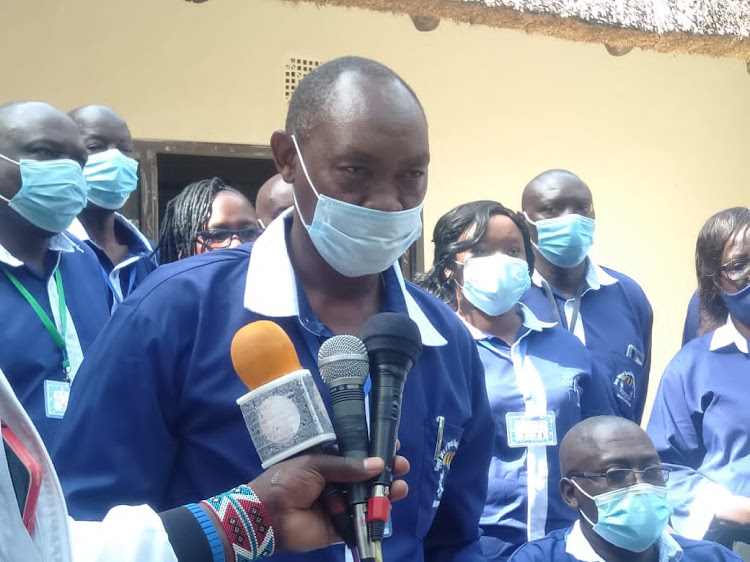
[84,149,138,210]
[0,154,89,233]
[572,480,672,553]
[290,135,423,278]
[458,253,531,316]
[525,212,595,268]
[722,283,750,327]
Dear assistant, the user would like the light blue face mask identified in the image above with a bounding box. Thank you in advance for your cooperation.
[83,149,138,210]
[572,480,672,553]
[290,135,423,278]
[0,154,89,233]
[525,212,595,268]
[459,253,531,316]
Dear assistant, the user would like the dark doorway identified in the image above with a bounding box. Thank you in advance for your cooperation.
[131,140,276,241]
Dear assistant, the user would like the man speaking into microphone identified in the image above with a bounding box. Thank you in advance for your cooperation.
[52,56,494,562]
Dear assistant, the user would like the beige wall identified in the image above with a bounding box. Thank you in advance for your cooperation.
[2,0,749,421]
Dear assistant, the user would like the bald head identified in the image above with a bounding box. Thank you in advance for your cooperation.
[560,416,655,477]
[0,101,86,165]
[255,174,293,227]
[68,105,133,156]
[286,56,426,144]
[521,169,592,211]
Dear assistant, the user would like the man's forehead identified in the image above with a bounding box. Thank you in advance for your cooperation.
[1,103,81,145]
[581,425,656,467]
[320,73,425,132]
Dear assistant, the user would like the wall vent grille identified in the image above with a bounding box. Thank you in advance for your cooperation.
[285,58,323,101]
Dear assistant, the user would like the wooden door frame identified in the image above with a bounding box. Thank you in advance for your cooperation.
[132,139,274,240]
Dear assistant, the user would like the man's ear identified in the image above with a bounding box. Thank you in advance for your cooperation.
[270,130,296,184]
[560,477,579,509]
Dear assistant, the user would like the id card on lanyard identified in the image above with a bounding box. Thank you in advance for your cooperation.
[1,265,71,418]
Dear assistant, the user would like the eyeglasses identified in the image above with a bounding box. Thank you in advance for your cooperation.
[196,227,263,250]
[720,258,750,284]
[569,465,671,488]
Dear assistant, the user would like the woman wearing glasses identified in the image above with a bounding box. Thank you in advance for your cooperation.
[417,200,615,561]
[158,177,264,264]
[647,207,750,549]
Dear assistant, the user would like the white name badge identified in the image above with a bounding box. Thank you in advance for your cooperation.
[506,411,557,447]
[44,380,70,419]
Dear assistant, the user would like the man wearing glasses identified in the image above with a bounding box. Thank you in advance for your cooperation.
[509,416,739,561]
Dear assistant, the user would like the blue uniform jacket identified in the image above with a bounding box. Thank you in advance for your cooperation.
[68,214,158,309]
[471,307,615,561]
[53,215,495,561]
[647,318,750,539]
[507,525,741,561]
[521,261,653,423]
[682,290,700,346]
[0,234,110,448]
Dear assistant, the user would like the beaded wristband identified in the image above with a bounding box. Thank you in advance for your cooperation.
[201,484,276,562]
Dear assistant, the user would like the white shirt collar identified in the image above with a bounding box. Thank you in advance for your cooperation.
[531,258,619,292]
[243,210,447,347]
[565,520,683,562]
[710,315,749,354]
[68,214,152,252]
[0,233,81,268]
[461,303,555,341]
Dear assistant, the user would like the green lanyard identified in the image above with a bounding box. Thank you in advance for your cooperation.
[1,264,70,379]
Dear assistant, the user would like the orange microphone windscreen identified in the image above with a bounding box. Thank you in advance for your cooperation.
[230,320,303,390]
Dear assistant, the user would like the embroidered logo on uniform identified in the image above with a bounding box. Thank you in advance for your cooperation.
[614,371,636,407]
[433,438,459,506]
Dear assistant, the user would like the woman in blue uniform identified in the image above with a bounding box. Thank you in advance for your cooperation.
[418,200,614,561]
[647,207,750,550]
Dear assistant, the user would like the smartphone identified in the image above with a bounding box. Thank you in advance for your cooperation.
[2,422,42,534]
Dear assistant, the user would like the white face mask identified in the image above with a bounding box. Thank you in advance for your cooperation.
[458,253,531,316]
[290,135,423,278]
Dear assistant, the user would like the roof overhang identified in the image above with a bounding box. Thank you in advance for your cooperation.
[287,0,750,59]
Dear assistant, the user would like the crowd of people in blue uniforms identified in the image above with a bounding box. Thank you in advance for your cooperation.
[0,55,748,562]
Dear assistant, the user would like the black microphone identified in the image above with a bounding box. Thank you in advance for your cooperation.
[319,335,376,562]
[361,312,422,541]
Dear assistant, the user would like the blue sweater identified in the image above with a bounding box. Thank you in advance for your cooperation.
[474,308,615,561]
[522,263,652,422]
[0,234,110,448]
[647,320,750,539]
[508,525,741,561]
[53,217,494,562]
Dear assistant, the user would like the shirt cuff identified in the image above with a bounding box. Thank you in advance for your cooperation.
[158,504,218,562]
[681,480,734,539]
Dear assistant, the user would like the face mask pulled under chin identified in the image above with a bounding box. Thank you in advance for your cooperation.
[289,135,423,278]
[0,154,89,233]
[571,480,672,553]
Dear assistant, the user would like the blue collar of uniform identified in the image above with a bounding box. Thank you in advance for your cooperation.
[0,232,82,268]
[243,210,447,347]
[531,258,619,294]
[68,214,153,258]
[565,520,683,562]
[710,316,749,354]
[461,303,555,341]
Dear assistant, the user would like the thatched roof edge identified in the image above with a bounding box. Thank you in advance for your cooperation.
[287,0,750,59]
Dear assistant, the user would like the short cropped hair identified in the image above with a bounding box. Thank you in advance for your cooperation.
[285,56,424,143]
